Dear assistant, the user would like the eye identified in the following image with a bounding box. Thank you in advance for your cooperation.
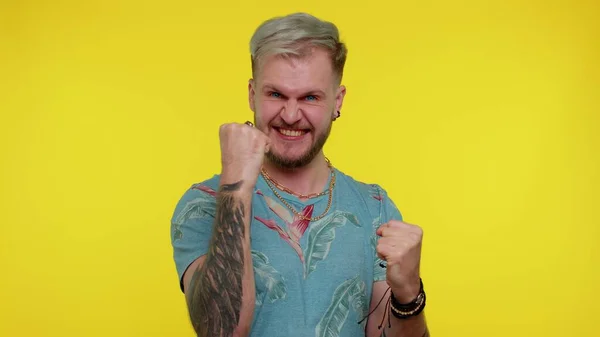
[305,95,317,101]
[269,92,282,98]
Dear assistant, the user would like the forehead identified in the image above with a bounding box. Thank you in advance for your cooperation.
[256,48,335,93]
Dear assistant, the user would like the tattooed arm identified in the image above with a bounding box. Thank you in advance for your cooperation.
[182,179,256,337]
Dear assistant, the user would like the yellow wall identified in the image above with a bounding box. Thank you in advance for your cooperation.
[1,0,598,336]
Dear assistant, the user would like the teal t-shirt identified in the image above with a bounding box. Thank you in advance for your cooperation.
[170,168,403,337]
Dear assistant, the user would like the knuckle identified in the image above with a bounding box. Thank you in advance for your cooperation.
[413,225,423,235]
[407,230,420,240]
[221,123,237,134]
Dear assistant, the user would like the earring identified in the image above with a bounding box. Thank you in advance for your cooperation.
[333,110,341,121]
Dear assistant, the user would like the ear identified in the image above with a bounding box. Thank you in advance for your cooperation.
[334,85,346,118]
[248,79,256,112]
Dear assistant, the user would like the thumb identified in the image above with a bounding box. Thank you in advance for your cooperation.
[262,135,271,153]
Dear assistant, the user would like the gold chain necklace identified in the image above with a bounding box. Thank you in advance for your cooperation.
[260,159,336,222]
[260,159,333,199]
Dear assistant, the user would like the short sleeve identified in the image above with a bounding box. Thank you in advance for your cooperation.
[372,185,403,282]
[170,179,219,292]
[380,187,403,224]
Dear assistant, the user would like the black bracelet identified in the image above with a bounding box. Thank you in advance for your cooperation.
[391,278,423,308]
[389,278,426,319]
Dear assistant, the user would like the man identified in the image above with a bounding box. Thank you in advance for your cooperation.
[170,12,430,337]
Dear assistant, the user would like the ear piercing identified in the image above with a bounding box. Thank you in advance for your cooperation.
[333,111,341,120]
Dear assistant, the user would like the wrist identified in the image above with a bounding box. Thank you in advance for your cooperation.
[220,168,258,193]
[389,278,426,320]
[390,277,421,304]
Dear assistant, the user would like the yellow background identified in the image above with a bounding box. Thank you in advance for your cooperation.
[1,0,598,336]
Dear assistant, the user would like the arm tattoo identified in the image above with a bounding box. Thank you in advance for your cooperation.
[186,180,247,337]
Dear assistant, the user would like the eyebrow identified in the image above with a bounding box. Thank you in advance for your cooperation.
[263,85,327,97]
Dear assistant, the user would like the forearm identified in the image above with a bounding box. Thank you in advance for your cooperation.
[186,179,255,337]
[383,313,429,337]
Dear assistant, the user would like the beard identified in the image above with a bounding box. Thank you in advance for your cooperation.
[264,119,332,170]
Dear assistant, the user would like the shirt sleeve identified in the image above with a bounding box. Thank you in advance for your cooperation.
[372,185,404,282]
[170,181,218,292]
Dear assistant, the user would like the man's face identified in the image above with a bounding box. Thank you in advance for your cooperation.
[249,48,346,169]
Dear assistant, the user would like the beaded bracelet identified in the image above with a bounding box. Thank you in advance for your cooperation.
[389,278,426,319]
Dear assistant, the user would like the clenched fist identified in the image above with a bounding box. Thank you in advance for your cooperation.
[376,220,423,303]
[219,122,271,189]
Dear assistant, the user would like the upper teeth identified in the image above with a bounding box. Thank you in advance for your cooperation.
[280,129,304,137]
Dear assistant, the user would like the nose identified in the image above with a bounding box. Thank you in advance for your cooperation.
[280,99,302,125]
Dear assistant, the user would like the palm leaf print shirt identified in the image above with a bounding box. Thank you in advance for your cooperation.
[171,169,403,337]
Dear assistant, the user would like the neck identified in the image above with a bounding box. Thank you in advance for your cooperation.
[262,153,331,199]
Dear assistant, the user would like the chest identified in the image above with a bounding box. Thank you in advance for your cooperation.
[246,188,378,336]
[248,192,376,302]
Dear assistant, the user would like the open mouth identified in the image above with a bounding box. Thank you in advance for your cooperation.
[274,127,309,138]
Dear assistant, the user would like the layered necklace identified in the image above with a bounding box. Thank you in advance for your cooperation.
[260,158,336,222]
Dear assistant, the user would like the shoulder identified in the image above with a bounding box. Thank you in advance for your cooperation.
[334,169,392,215]
[184,174,221,196]
[334,168,403,221]
[188,174,222,196]
[335,168,388,200]
[171,174,222,218]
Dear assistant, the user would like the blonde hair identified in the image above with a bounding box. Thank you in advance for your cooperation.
[249,12,348,83]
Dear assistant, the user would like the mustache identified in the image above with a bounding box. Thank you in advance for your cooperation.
[270,123,312,130]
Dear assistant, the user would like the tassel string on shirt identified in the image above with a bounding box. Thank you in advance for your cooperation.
[358,261,392,332]
[357,286,392,332]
